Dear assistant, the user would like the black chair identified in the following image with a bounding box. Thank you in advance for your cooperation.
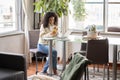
[117,50,120,62]
[86,38,109,80]
[28,30,47,74]
[0,52,27,80]
[79,42,87,56]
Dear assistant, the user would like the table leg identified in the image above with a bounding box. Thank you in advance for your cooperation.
[62,41,66,71]
[113,45,117,80]
[49,40,53,76]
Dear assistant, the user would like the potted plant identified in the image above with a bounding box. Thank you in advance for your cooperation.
[87,24,98,38]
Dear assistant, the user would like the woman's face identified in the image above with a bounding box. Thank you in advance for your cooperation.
[49,16,55,25]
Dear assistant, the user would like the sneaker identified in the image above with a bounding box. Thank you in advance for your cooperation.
[53,69,58,75]
[39,71,48,75]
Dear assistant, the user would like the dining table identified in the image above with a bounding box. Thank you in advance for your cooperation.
[107,37,120,80]
[43,37,54,76]
[43,36,69,76]
[56,37,69,72]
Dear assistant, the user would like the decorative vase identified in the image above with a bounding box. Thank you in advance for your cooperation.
[87,31,98,39]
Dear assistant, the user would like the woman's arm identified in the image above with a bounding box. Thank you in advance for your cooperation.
[40,25,51,38]
[40,25,58,38]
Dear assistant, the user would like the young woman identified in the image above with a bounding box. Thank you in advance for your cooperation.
[37,11,58,75]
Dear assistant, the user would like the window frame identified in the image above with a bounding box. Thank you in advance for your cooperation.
[0,0,23,35]
[66,0,120,34]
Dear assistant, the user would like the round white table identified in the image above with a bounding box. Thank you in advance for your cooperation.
[43,37,69,75]
[43,37,55,76]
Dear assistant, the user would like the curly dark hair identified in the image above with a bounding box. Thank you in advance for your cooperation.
[42,11,58,28]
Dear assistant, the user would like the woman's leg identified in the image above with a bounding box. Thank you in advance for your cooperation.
[37,44,58,74]
[37,44,49,73]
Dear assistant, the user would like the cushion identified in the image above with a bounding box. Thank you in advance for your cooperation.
[0,68,24,80]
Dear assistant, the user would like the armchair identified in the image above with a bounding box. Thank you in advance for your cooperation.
[0,52,27,80]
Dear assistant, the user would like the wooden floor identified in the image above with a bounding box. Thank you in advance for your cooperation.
[27,61,44,76]
[27,60,120,77]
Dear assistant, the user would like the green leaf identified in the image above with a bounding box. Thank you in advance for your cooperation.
[33,0,70,17]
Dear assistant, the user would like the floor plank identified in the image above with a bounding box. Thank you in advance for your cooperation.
[27,61,45,76]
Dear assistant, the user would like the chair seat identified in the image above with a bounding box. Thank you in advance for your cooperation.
[36,51,48,57]
[30,48,38,53]
[0,68,24,80]
[30,48,48,57]
[30,49,48,74]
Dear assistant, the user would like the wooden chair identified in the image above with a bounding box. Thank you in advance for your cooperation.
[79,42,87,56]
[28,30,47,74]
[86,38,109,80]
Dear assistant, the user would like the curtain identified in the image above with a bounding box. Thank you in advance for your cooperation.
[22,0,34,66]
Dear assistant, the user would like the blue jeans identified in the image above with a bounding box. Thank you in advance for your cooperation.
[37,44,57,73]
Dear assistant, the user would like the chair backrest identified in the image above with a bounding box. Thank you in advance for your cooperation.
[28,30,40,49]
[80,43,87,51]
[86,39,109,64]
[61,53,91,80]
[79,43,87,56]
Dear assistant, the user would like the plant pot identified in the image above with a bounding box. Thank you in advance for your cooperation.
[87,31,98,39]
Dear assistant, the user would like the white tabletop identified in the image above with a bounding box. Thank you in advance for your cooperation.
[107,37,120,45]
[67,35,120,45]
[43,36,69,41]
[43,37,55,40]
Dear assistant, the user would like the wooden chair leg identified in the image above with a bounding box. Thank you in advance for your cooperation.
[103,65,106,80]
[97,64,99,72]
[118,51,120,61]
[107,64,109,80]
[93,65,95,77]
[42,57,45,67]
[86,67,89,80]
[35,53,38,74]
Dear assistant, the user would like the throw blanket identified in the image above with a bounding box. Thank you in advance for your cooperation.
[61,52,90,80]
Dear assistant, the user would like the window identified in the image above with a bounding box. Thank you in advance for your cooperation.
[0,0,22,34]
[68,0,120,32]
[107,0,120,32]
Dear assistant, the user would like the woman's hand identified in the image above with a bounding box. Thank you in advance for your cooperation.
[50,26,58,36]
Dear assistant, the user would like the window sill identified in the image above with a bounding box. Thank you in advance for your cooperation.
[0,31,24,38]
[67,29,120,38]
[100,32,120,36]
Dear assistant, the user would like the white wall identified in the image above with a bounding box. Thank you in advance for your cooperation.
[0,33,31,65]
[0,33,25,54]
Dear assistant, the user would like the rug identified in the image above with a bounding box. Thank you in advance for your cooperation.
[28,68,120,80]
[28,74,60,80]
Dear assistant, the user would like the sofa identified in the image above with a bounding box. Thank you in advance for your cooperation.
[0,52,27,80]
